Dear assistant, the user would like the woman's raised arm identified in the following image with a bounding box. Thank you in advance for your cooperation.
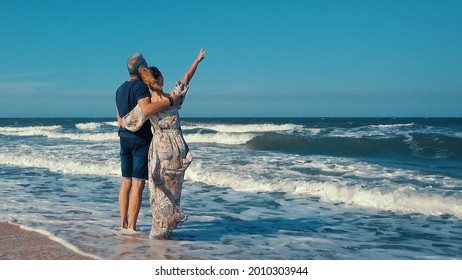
[181,48,207,85]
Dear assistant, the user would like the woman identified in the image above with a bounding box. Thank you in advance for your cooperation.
[121,48,207,239]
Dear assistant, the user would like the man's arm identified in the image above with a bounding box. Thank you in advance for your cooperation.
[182,48,207,85]
[116,109,124,128]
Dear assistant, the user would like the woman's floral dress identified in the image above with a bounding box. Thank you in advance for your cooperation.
[122,81,191,239]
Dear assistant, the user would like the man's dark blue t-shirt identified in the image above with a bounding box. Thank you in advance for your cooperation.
[116,80,152,140]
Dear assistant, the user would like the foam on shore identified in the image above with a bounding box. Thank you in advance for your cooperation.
[0,222,98,260]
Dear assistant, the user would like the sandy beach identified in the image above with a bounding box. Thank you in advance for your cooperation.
[0,222,94,260]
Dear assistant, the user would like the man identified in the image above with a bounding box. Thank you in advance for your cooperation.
[115,53,183,230]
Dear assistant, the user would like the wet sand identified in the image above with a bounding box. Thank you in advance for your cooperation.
[0,222,94,260]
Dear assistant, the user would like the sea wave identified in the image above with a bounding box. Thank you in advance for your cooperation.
[0,125,62,135]
[104,121,119,127]
[328,123,462,140]
[328,127,402,139]
[291,180,462,218]
[182,123,304,133]
[369,123,415,129]
[0,152,119,176]
[184,132,255,145]
[0,125,117,141]
[185,162,462,218]
[75,122,103,130]
[246,132,462,159]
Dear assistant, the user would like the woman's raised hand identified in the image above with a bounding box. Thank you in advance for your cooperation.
[181,47,207,85]
[196,47,207,63]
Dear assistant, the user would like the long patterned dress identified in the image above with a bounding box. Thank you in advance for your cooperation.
[122,81,191,239]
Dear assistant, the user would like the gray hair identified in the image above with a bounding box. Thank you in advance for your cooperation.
[127,53,147,75]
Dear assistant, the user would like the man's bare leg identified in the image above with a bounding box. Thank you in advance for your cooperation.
[119,178,132,229]
[127,179,145,230]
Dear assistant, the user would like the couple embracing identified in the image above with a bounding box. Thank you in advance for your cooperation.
[115,48,207,239]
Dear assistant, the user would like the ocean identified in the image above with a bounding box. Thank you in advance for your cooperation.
[0,117,461,259]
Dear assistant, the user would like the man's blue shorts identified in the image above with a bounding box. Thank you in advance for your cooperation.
[119,137,150,180]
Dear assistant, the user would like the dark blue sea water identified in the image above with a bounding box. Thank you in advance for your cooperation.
[1,117,461,259]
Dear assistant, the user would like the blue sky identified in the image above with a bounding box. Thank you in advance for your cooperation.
[1,0,461,117]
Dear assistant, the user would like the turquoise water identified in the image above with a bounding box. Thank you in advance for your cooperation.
[1,117,461,259]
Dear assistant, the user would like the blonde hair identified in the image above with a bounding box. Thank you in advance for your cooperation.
[139,67,163,93]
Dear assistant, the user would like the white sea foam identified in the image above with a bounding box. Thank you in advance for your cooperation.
[0,125,62,136]
[182,122,311,144]
[431,128,462,139]
[291,180,462,217]
[298,156,422,180]
[16,223,100,259]
[306,128,322,135]
[369,123,415,129]
[403,134,424,156]
[1,122,258,144]
[53,132,117,141]
[328,123,416,139]
[75,122,103,130]
[184,132,255,145]
[104,121,119,127]
[0,125,117,141]
[0,152,120,176]
[328,122,462,141]
[328,128,382,138]
[185,158,462,218]
[182,123,304,133]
